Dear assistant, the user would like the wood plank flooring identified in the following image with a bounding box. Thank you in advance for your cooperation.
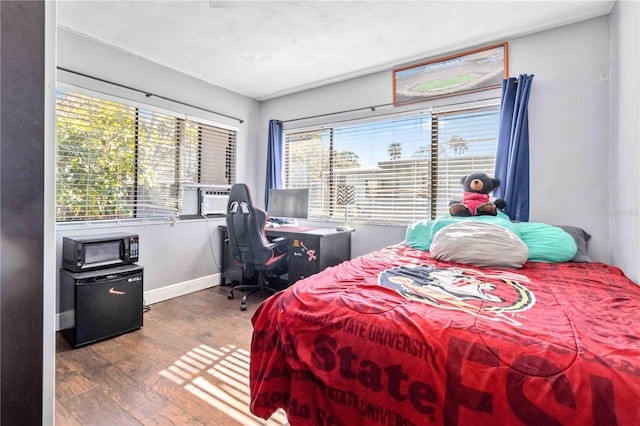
[55,285,289,426]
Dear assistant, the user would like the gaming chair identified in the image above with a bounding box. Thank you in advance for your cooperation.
[225,183,289,311]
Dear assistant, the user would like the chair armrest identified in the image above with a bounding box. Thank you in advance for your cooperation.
[271,236,287,244]
[268,237,289,255]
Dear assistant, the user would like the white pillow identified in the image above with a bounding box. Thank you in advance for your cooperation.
[430,222,529,269]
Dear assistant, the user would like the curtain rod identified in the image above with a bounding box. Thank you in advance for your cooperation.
[282,103,394,124]
[57,66,244,124]
[284,95,501,128]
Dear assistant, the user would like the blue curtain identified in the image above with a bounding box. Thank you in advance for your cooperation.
[493,74,534,222]
[264,119,283,209]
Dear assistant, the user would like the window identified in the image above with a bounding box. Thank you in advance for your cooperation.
[55,89,236,222]
[283,103,499,224]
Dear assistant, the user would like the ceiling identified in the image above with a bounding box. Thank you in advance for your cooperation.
[57,0,615,101]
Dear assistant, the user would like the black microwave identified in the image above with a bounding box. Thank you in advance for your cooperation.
[62,233,139,272]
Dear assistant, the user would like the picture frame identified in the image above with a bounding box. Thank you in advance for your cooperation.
[393,42,508,106]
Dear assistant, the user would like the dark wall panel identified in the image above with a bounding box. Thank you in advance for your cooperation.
[0,1,45,424]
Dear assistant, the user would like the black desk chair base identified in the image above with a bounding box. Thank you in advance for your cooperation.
[227,271,279,311]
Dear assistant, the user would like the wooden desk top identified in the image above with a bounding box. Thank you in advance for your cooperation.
[264,224,352,237]
[219,223,352,237]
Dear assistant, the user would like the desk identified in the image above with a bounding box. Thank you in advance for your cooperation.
[219,225,352,286]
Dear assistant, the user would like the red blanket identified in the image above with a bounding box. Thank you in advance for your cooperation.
[250,244,640,425]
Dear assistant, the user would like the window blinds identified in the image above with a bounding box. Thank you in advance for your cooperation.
[433,107,500,217]
[283,104,500,223]
[56,89,236,222]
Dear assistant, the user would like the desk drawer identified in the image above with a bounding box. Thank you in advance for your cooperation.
[288,259,319,283]
[219,225,351,287]
[289,240,319,283]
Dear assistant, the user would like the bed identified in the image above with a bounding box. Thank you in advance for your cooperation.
[249,214,640,425]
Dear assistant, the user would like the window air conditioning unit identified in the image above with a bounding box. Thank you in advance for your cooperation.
[199,186,230,215]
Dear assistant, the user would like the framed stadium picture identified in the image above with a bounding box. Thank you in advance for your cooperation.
[393,42,508,106]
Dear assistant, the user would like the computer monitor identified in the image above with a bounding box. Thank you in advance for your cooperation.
[268,188,309,220]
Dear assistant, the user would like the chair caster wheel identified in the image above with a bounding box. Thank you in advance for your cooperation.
[227,293,234,300]
[240,303,247,311]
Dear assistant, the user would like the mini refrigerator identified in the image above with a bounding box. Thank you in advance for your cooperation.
[60,264,144,348]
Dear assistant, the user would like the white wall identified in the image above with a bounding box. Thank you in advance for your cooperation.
[55,28,261,314]
[509,17,611,262]
[54,8,639,318]
[260,16,622,265]
[609,0,639,284]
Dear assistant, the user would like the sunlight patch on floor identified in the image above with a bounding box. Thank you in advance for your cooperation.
[159,343,288,425]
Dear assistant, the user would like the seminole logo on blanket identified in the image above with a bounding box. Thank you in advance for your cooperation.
[379,265,535,326]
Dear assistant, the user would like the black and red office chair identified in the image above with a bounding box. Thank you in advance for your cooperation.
[225,183,289,311]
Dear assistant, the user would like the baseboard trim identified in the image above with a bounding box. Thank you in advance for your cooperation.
[143,273,220,306]
[56,273,221,331]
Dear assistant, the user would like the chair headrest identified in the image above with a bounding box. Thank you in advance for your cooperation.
[227,183,262,221]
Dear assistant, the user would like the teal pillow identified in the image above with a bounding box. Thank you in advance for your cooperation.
[405,212,577,263]
[516,222,577,262]
[404,219,435,251]
[405,212,518,251]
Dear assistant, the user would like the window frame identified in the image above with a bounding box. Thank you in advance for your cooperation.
[282,98,501,225]
[55,84,238,224]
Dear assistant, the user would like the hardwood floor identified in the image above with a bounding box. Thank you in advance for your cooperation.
[55,285,289,426]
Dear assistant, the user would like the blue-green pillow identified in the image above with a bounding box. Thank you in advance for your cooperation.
[516,222,577,262]
[405,213,577,263]
[405,212,517,251]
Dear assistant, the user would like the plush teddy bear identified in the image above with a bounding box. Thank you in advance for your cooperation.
[449,172,507,217]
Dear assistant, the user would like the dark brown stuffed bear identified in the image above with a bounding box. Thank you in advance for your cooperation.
[449,172,507,217]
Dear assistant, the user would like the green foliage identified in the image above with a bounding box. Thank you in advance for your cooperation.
[56,93,179,221]
[413,73,478,92]
[286,132,328,184]
[446,135,469,156]
[286,132,360,187]
[412,145,430,159]
[56,96,136,220]
[412,134,468,159]
[334,150,360,168]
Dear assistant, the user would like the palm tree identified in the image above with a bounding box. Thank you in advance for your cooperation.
[388,142,402,160]
[446,135,468,156]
